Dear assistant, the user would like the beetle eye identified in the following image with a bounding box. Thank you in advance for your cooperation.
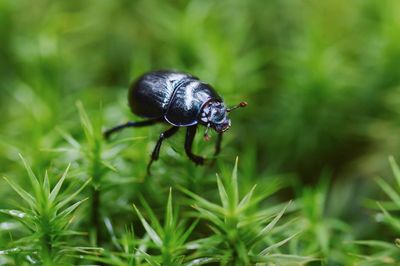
[211,108,226,123]
[202,102,227,124]
[200,112,209,122]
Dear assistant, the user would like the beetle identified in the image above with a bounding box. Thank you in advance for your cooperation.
[104,70,247,174]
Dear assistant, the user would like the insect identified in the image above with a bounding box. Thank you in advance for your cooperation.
[104,70,247,174]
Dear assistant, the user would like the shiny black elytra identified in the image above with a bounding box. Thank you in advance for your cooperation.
[104,70,247,174]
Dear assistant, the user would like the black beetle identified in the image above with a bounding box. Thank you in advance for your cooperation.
[104,70,247,174]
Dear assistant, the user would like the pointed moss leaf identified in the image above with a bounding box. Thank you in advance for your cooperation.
[58,230,87,236]
[186,257,216,266]
[63,246,104,254]
[389,156,400,190]
[180,220,199,246]
[3,177,35,207]
[192,205,225,231]
[187,234,224,250]
[259,232,300,256]
[43,170,50,196]
[139,196,163,234]
[238,184,257,211]
[179,186,225,215]
[216,176,229,210]
[230,156,239,208]
[0,209,35,232]
[236,240,250,264]
[0,209,27,219]
[104,217,122,251]
[42,147,76,153]
[0,247,37,256]
[136,234,150,256]
[59,198,88,219]
[101,160,118,172]
[136,249,161,266]
[346,253,371,260]
[376,178,400,207]
[49,164,71,203]
[258,201,290,238]
[353,240,398,249]
[165,188,174,230]
[377,202,400,232]
[255,253,316,264]
[14,232,43,245]
[76,101,94,139]
[18,154,40,192]
[133,204,162,247]
[57,128,81,149]
[0,248,23,255]
[0,222,19,230]
[207,224,223,236]
[77,255,115,265]
[56,178,91,210]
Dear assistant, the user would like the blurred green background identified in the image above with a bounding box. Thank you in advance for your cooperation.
[1,0,400,264]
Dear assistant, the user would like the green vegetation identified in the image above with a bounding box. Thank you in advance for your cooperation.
[1,0,400,265]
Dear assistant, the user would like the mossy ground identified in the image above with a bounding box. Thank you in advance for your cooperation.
[1,1,400,265]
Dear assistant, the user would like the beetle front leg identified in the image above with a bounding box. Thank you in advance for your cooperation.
[208,132,223,167]
[185,125,205,165]
[214,132,223,157]
[147,126,179,175]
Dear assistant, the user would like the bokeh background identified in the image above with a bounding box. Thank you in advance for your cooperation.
[1,0,400,265]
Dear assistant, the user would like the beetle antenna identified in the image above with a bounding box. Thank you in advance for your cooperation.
[227,101,248,112]
[204,123,211,141]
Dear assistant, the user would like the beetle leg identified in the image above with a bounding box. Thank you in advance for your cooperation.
[214,132,223,157]
[147,126,179,175]
[185,125,205,165]
[104,118,160,139]
[203,123,211,141]
[209,132,223,167]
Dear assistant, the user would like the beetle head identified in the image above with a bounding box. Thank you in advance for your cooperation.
[200,101,247,140]
[200,101,231,134]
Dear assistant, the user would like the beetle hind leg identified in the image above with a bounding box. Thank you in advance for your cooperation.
[185,125,205,165]
[103,118,160,139]
[147,126,179,175]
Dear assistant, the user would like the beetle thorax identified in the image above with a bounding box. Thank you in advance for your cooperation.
[199,101,231,133]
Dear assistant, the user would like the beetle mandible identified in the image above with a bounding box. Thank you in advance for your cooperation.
[104,70,247,174]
